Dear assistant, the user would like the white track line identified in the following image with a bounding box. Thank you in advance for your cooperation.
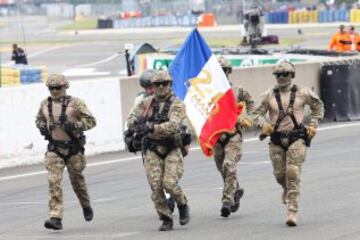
[0,122,359,182]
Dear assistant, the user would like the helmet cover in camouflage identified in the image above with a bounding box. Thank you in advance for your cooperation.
[139,69,156,88]
[273,60,295,74]
[150,70,172,84]
[46,74,69,89]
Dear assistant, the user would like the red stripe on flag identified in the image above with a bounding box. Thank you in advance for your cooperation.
[199,89,244,157]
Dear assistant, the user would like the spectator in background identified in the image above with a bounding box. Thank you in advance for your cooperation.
[11,43,28,65]
[329,25,351,52]
[348,25,360,51]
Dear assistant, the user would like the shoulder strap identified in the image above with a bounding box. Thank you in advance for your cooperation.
[59,96,71,123]
[288,85,300,129]
[161,95,174,117]
[274,87,285,131]
[47,97,54,131]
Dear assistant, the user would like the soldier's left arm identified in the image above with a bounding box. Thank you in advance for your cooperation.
[153,99,186,135]
[73,98,97,131]
[304,87,325,127]
[238,87,255,115]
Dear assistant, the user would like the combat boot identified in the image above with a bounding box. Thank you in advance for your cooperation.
[166,195,175,214]
[159,216,173,231]
[44,217,62,230]
[83,206,94,221]
[231,188,244,213]
[220,202,231,217]
[286,210,298,227]
[178,204,190,225]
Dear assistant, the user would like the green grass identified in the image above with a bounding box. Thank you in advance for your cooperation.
[57,18,97,30]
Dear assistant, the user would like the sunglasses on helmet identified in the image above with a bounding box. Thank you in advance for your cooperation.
[273,72,291,78]
[48,86,63,91]
[153,82,170,87]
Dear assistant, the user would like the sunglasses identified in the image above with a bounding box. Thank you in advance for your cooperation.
[153,82,170,87]
[48,86,63,91]
[274,72,291,78]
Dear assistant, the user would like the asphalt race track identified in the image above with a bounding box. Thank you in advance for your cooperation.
[0,122,359,240]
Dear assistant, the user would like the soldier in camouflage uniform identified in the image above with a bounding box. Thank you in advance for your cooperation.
[251,60,324,226]
[125,69,177,213]
[35,74,96,230]
[215,56,255,218]
[126,70,190,231]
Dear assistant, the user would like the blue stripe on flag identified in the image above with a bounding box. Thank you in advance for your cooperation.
[169,28,212,100]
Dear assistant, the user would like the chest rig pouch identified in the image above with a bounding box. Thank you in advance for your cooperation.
[142,96,192,158]
[47,96,85,161]
[270,85,310,151]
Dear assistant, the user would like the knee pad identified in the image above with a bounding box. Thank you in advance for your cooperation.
[286,165,300,181]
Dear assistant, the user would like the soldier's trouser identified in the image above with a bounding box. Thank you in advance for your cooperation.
[44,151,90,219]
[144,148,187,219]
[269,139,306,212]
[214,133,242,205]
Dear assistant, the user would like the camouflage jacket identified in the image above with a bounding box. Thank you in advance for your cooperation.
[251,85,324,132]
[35,95,96,141]
[126,93,186,139]
[235,85,255,116]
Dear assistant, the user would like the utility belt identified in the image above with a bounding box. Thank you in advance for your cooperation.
[47,137,85,162]
[143,132,192,159]
[217,123,242,147]
[270,126,310,151]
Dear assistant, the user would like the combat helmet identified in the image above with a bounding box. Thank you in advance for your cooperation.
[46,74,69,89]
[151,70,172,84]
[139,69,156,88]
[273,60,295,78]
[217,56,232,74]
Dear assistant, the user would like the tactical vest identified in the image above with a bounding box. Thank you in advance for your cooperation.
[47,96,85,161]
[270,85,310,150]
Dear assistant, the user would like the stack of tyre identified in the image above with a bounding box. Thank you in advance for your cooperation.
[0,66,21,87]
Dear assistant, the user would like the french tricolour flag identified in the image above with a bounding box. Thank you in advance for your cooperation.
[169,29,243,157]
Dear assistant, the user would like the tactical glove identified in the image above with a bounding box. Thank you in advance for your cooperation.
[141,124,154,135]
[261,122,273,135]
[239,118,253,129]
[259,122,273,141]
[39,127,50,137]
[306,124,317,139]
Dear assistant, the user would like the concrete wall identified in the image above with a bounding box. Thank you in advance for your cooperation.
[0,78,124,169]
[120,61,322,122]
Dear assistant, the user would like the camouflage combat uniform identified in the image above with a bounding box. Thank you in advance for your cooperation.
[35,74,96,229]
[214,56,255,217]
[251,60,324,226]
[126,70,189,231]
[214,86,254,206]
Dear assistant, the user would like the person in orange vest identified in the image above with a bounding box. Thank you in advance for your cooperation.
[348,25,360,51]
[329,25,352,52]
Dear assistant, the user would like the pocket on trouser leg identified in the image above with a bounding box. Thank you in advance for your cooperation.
[67,154,86,172]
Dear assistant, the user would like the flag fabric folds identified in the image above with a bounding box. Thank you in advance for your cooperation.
[169,28,243,157]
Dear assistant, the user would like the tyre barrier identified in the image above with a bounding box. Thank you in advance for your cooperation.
[0,65,48,87]
[321,61,360,121]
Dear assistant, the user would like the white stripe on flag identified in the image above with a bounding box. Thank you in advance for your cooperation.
[183,55,231,136]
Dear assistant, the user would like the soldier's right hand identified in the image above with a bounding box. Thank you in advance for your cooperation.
[39,127,50,137]
[261,122,273,136]
[306,124,317,139]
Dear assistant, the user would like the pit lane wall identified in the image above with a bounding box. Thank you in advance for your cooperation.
[0,59,357,169]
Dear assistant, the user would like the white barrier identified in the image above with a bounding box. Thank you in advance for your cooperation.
[0,78,124,169]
